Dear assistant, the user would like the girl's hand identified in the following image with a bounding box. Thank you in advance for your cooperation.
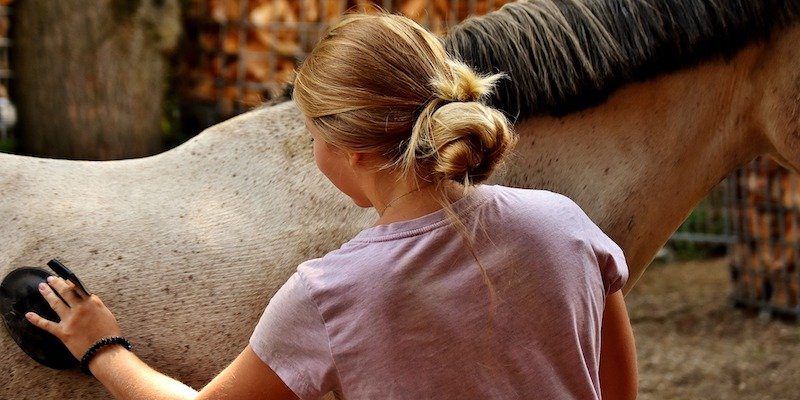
[25,276,123,360]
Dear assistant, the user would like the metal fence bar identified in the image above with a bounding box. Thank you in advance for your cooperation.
[0,5,13,142]
[215,0,230,121]
[669,231,736,244]
[235,0,249,115]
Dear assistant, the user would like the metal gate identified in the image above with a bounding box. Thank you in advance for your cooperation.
[727,156,800,317]
[671,155,800,318]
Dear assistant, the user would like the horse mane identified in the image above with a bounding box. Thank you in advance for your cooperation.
[443,0,800,122]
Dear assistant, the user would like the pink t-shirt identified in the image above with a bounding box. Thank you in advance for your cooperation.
[249,184,628,399]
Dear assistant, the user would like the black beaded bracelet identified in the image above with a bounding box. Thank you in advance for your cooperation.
[80,336,133,375]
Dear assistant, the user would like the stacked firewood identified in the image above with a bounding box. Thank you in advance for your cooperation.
[730,156,800,311]
[176,0,514,119]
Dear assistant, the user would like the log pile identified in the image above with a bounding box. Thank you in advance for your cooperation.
[176,0,514,120]
[730,155,800,312]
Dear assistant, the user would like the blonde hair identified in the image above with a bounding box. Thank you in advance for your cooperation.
[292,10,518,343]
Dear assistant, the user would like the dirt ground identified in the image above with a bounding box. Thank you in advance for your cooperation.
[627,257,800,400]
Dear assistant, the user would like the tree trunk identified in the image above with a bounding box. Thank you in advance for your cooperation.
[11,0,181,160]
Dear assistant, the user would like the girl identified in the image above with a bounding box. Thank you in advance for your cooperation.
[26,11,637,400]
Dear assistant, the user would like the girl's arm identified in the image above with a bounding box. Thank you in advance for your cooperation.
[25,276,298,400]
[86,343,297,400]
[599,291,638,400]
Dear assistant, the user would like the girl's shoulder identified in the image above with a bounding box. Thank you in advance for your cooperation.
[484,184,586,225]
[488,184,578,206]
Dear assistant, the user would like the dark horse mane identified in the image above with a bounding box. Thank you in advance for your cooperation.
[443,0,800,122]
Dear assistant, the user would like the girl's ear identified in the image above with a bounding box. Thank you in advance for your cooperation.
[348,152,363,169]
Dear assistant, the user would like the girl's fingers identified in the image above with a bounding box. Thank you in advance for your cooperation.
[38,282,70,318]
[46,276,83,304]
[25,312,59,336]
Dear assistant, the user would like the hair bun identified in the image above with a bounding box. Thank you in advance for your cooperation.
[400,59,516,185]
[428,101,517,185]
[431,59,505,103]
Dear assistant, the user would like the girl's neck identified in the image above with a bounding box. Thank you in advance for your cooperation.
[372,181,468,227]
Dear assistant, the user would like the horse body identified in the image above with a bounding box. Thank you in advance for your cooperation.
[1,3,799,399]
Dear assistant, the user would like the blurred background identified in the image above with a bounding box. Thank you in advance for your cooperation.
[0,1,798,398]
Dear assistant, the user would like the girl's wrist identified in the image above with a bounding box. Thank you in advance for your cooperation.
[81,336,133,375]
[88,344,137,378]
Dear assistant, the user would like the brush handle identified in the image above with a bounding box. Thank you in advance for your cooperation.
[47,259,92,297]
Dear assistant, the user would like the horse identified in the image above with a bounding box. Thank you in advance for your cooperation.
[2,0,798,398]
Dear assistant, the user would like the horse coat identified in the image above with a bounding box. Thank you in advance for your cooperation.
[2,0,799,397]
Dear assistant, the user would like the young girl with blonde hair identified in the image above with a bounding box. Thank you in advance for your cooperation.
[27,10,637,400]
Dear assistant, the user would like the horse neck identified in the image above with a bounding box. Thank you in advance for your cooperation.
[496,42,769,293]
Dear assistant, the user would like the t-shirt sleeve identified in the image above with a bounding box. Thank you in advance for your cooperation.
[249,271,338,399]
[583,217,629,295]
[561,195,629,295]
